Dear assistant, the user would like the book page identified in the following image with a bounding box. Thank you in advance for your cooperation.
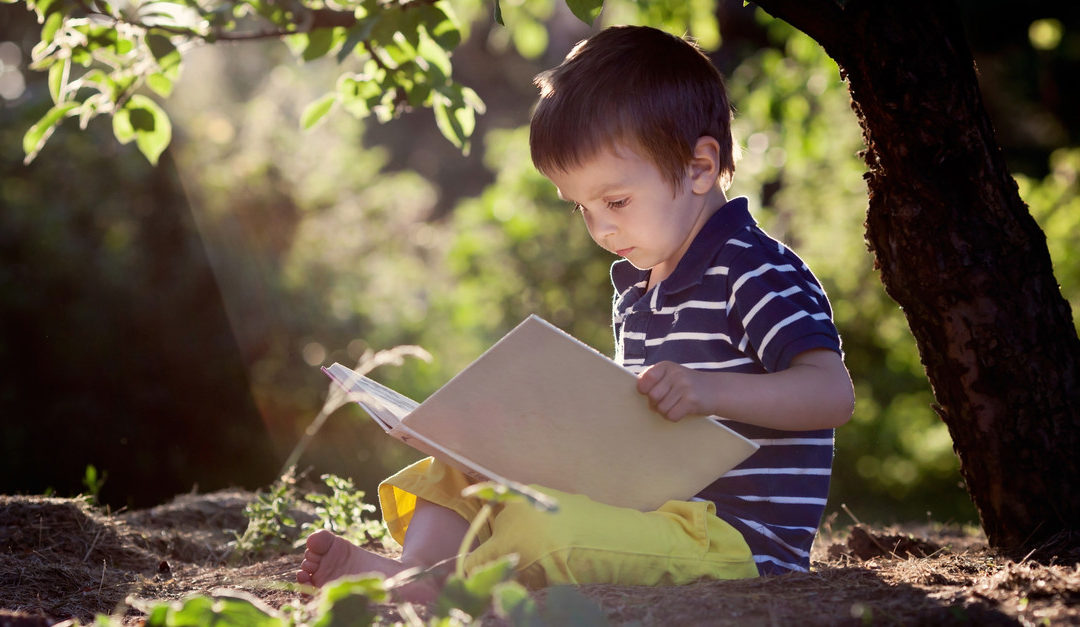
[401,315,759,512]
[322,363,418,432]
[323,364,493,482]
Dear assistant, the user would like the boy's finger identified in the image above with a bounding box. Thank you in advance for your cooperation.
[636,363,662,392]
[646,379,671,407]
[663,403,687,422]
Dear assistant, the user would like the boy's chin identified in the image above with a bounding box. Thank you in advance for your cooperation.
[622,257,652,271]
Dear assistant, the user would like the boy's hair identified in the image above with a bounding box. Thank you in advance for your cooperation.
[530,25,736,191]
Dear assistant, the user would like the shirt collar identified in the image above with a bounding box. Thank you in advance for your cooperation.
[611,196,756,300]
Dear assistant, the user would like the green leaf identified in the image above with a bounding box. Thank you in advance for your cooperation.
[146,72,173,97]
[417,28,451,80]
[154,596,214,625]
[112,104,137,144]
[492,581,538,623]
[395,7,423,48]
[204,593,284,627]
[47,56,68,103]
[113,94,172,165]
[435,556,517,619]
[32,0,62,19]
[565,0,603,25]
[461,480,557,512]
[23,101,78,164]
[418,4,461,49]
[336,16,378,63]
[70,47,92,66]
[143,603,169,626]
[143,592,284,627]
[115,36,134,55]
[40,12,63,43]
[311,575,388,627]
[301,93,337,129]
[433,83,480,155]
[301,27,336,62]
[146,33,181,81]
[337,73,381,118]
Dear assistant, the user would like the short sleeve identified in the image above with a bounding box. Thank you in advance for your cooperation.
[725,242,841,372]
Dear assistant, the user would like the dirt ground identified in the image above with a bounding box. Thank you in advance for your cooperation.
[1,490,1078,626]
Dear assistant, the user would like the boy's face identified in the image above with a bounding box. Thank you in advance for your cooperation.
[546,143,718,286]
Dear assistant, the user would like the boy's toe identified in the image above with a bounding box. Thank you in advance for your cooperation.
[305,528,336,555]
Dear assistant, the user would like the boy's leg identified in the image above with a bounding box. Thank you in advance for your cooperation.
[464,488,759,588]
[399,497,475,575]
[297,498,470,602]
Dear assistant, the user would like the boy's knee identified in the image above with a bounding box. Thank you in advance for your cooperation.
[496,500,580,554]
[465,498,581,568]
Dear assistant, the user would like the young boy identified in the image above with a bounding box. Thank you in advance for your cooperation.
[297,25,853,598]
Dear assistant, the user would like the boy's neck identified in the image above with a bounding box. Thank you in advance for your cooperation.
[646,187,730,290]
[701,187,729,222]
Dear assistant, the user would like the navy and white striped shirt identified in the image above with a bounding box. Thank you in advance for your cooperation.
[611,196,841,576]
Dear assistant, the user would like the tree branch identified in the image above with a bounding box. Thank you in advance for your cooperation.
[80,0,441,45]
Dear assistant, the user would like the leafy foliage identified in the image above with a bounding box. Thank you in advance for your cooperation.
[300,473,387,547]
[86,475,606,626]
[230,469,386,559]
[231,468,303,558]
[6,0,489,162]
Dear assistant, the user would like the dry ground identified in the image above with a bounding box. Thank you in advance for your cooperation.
[1,490,1078,626]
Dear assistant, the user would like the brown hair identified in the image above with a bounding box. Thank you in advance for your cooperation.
[530,25,736,191]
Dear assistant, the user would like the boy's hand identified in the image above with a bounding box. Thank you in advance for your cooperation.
[636,361,710,422]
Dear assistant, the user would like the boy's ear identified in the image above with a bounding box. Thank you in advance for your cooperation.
[688,136,721,195]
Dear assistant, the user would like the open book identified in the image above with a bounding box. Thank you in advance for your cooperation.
[323,315,759,512]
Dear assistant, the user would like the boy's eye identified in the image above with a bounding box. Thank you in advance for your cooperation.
[607,198,628,210]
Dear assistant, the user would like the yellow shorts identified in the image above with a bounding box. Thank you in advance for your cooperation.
[378,457,759,588]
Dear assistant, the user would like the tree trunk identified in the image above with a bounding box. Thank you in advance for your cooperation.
[753,0,1080,555]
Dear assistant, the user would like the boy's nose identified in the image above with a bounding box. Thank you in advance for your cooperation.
[591,215,618,238]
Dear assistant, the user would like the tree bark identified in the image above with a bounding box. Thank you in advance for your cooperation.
[753,0,1080,554]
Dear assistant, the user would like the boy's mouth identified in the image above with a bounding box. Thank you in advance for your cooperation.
[615,247,634,257]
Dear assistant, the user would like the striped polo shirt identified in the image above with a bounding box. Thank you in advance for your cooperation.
[610,196,842,575]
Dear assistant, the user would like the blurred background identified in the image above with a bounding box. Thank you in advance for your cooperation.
[1,0,1077,526]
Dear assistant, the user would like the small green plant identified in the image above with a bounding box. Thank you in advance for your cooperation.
[231,469,301,559]
[298,474,387,548]
[233,470,388,560]
[82,464,107,505]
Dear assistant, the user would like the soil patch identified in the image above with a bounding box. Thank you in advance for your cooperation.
[1,492,1078,625]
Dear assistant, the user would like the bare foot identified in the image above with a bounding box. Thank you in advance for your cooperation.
[296,529,439,603]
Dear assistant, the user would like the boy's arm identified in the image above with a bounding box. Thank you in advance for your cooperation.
[636,349,854,430]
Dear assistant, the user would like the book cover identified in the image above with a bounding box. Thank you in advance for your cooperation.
[324,315,759,511]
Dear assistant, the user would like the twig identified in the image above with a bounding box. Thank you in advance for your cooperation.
[841,502,863,526]
[83,526,104,562]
